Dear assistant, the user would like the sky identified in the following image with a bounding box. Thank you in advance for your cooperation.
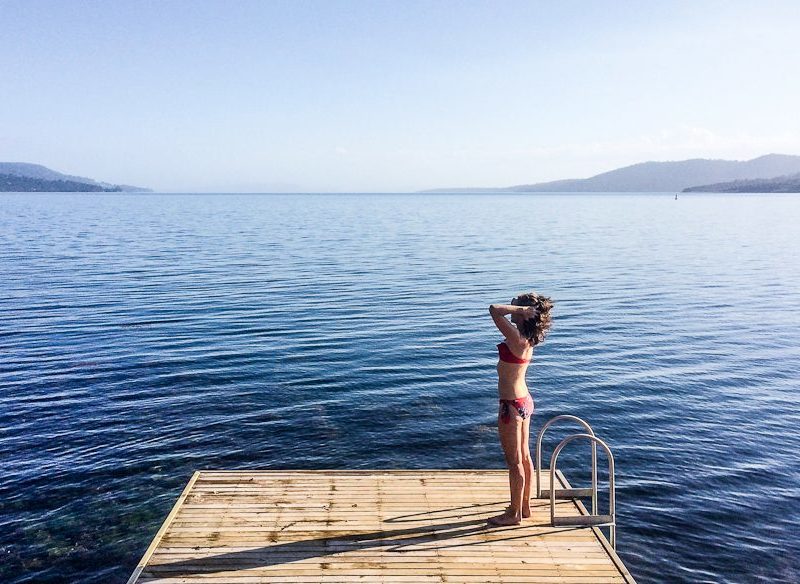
[2,0,800,192]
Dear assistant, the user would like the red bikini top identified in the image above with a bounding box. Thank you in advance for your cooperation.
[497,341,530,364]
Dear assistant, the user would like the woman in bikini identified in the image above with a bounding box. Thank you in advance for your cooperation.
[488,292,553,526]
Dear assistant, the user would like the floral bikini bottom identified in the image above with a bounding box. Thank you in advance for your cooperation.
[498,393,534,424]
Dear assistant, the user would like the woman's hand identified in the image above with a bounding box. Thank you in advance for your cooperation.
[490,304,537,318]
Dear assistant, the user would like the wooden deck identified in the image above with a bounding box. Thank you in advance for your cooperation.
[127,470,636,583]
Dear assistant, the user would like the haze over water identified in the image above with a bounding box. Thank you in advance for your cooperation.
[2,192,799,583]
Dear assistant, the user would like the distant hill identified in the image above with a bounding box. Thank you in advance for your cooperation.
[1,174,113,192]
[683,172,800,193]
[423,154,800,193]
[0,162,150,192]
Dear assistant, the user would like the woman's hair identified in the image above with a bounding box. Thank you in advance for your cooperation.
[514,291,554,346]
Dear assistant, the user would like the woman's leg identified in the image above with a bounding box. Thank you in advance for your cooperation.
[489,410,525,526]
[521,415,534,518]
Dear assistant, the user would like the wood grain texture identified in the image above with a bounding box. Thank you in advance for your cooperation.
[128,470,636,583]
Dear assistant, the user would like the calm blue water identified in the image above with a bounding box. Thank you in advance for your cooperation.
[1,193,799,583]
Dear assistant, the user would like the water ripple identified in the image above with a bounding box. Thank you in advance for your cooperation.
[1,193,800,583]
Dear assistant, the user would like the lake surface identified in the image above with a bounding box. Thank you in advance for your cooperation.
[1,192,799,583]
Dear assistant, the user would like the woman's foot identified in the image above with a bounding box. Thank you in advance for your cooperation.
[487,507,521,526]
[521,504,531,519]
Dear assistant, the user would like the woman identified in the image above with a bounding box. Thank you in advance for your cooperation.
[487,292,553,526]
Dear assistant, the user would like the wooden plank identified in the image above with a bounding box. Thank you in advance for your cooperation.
[128,469,636,583]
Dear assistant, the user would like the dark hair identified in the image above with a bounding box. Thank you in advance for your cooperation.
[513,292,554,346]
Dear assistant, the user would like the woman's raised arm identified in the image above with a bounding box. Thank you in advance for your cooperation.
[489,304,536,343]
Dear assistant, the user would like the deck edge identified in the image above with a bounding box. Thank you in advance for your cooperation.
[556,468,638,584]
[125,470,201,584]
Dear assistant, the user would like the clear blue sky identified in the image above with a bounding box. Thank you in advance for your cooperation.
[2,0,799,192]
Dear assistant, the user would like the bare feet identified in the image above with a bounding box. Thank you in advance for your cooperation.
[521,505,531,519]
[487,508,521,526]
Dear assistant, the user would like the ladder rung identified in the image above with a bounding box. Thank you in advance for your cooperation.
[553,514,614,527]
[539,487,593,499]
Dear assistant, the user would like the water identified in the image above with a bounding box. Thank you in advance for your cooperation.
[1,192,799,583]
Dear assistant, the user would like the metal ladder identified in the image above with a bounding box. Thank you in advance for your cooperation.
[534,415,616,548]
[535,415,598,512]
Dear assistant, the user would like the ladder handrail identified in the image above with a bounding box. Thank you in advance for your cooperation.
[550,433,616,548]
[535,415,598,514]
